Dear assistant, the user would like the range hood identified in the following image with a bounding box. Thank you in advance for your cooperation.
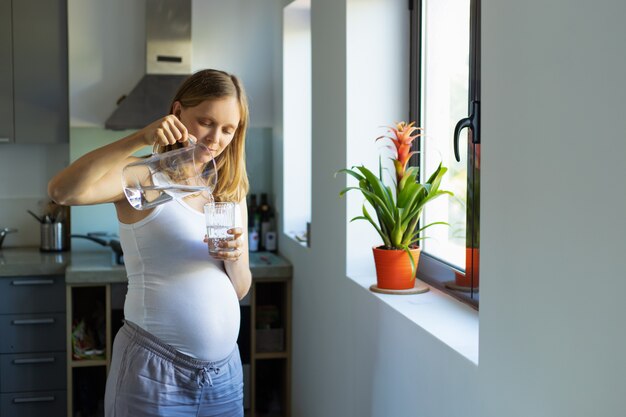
[105,0,191,130]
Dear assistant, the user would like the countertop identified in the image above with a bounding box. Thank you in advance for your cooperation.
[0,247,292,283]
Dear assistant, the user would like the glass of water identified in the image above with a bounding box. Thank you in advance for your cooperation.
[204,202,236,255]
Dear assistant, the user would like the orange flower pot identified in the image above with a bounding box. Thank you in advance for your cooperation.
[372,246,421,290]
[454,247,480,288]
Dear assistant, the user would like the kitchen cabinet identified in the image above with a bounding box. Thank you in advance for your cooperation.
[0,0,13,144]
[0,0,68,144]
[0,275,67,417]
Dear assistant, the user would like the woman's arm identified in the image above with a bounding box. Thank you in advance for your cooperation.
[48,115,190,206]
[223,198,252,300]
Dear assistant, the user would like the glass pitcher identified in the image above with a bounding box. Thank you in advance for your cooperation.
[122,139,217,210]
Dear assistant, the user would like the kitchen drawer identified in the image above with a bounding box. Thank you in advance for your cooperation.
[0,352,66,392]
[0,313,65,353]
[0,276,65,314]
[0,390,65,417]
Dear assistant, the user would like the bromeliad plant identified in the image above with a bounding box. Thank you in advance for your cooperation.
[338,122,452,271]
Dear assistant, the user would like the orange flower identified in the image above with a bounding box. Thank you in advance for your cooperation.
[377,122,423,184]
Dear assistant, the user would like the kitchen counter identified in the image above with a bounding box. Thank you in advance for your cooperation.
[0,247,70,276]
[0,247,292,283]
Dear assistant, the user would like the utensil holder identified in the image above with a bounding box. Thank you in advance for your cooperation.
[40,222,67,252]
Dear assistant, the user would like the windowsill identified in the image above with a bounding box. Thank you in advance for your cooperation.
[346,274,479,365]
[284,231,308,248]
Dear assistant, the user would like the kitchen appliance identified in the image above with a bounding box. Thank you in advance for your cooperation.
[105,0,191,130]
[71,233,124,265]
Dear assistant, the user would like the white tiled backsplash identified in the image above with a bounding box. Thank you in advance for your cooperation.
[0,143,69,247]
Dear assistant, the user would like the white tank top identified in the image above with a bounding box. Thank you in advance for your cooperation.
[118,199,241,361]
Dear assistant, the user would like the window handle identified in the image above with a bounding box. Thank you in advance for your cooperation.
[453,100,480,162]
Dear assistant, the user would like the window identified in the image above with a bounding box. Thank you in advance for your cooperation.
[410,0,480,307]
[283,0,312,246]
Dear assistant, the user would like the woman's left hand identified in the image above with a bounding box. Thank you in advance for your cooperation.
[204,227,244,261]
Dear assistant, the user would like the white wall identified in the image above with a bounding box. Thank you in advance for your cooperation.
[479,0,626,415]
[275,0,626,416]
[192,0,277,127]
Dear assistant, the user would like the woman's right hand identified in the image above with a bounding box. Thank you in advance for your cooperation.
[139,115,191,147]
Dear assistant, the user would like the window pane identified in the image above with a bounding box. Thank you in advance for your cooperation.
[283,0,311,244]
[420,0,470,269]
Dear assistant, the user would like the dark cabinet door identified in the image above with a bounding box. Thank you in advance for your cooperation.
[12,0,68,144]
[0,313,66,354]
[0,352,67,392]
[0,0,14,144]
[0,390,66,417]
[0,276,66,315]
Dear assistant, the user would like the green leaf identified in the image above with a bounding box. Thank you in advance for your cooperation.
[402,215,421,245]
[356,166,394,209]
[417,221,449,233]
[339,186,363,197]
[426,163,447,192]
[362,205,391,247]
[409,222,449,244]
[397,179,423,209]
[405,166,419,177]
[349,216,368,223]
[408,236,430,246]
[403,246,417,277]
[356,187,395,226]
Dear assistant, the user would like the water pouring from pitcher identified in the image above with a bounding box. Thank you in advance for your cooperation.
[122,136,217,210]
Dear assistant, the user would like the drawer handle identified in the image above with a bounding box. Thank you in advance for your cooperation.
[13,357,56,365]
[0,137,10,143]
[11,318,55,325]
[13,396,56,404]
[11,279,55,286]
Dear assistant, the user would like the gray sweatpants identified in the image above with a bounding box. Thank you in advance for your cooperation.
[104,320,244,417]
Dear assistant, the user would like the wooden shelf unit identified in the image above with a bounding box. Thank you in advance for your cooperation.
[250,276,292,417]
[65,283,112,417]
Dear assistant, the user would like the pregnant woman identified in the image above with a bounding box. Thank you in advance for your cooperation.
[48,69,252,417]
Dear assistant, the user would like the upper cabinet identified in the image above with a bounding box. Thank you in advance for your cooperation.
[0,0,68,144]
[0,0,13,144]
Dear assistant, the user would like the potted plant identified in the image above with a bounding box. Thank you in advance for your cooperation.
[338,122,452,290]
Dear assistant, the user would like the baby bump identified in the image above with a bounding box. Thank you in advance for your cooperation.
[130,271,241,361]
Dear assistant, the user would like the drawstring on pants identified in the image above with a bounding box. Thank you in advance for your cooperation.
[197,365,221,387]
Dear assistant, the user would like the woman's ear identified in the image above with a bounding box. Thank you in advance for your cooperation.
[172,101,182,118]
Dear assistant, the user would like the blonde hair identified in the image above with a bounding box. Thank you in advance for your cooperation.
[159,69,250,202]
